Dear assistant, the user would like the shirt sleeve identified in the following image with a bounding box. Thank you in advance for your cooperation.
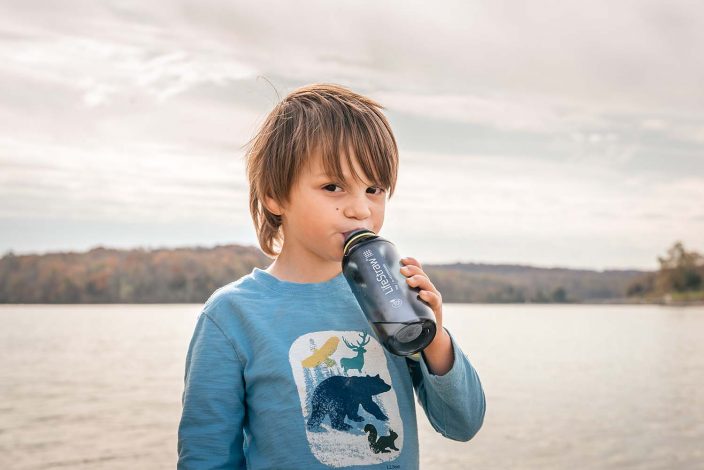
[178,307,246,469]
[405,327,486,442]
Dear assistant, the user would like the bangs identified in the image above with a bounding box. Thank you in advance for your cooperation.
[294,91,398,195]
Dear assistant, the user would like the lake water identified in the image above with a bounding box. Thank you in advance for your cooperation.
[0,304,702,469]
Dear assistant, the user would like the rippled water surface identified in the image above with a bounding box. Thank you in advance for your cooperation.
[0,304,702,469]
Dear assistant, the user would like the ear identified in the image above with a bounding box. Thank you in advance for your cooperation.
[263,195,284,217]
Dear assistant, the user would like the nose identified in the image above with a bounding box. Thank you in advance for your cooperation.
[343,192,372,220]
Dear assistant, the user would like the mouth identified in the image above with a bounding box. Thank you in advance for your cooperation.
[341,228,373,240]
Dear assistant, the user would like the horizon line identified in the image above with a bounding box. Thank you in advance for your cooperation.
[1,242,654,273]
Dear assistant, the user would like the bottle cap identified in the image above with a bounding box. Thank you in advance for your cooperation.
[343,229,377,257]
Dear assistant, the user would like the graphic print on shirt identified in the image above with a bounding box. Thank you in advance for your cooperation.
[289,330,403,467]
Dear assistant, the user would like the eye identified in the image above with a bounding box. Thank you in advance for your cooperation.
[323,184,343,192]
[367,187,386,195]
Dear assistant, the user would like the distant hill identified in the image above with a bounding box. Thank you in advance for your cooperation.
[0,244,649,304]
[426,262,647,303]
[0,245,270,304]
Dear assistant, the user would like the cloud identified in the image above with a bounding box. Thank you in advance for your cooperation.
[0,30,258,108]
[0,137,251,223]
[376,92,571,133]
[0,0,703,268]
[383,150,704,268]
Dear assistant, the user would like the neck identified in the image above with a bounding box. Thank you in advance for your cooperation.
[265,245,342,284]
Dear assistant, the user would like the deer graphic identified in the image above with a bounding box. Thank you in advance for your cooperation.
[340,332,371,374]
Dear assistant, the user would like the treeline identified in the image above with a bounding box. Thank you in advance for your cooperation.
[0,243,652,304]
[0,245,270,303]
[626,241,704,303]
[423,263,644,303]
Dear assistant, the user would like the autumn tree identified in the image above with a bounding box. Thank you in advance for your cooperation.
[627,241,704,299]
[656,241,704,293]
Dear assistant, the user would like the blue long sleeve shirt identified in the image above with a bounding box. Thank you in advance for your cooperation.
[178,267,485,469]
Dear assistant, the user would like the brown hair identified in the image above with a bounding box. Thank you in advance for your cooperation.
[244,83,399,258]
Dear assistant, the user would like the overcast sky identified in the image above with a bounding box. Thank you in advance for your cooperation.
[1,0,703,270]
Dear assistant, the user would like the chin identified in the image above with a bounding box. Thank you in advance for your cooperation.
[331,247,345,262]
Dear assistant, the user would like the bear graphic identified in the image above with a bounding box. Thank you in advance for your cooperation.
[307,374,391,432]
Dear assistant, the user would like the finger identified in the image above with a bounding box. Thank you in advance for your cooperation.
[418,289,442,310]
[405,274,438,294]
[400,256,423,269]
[399,264,426,278]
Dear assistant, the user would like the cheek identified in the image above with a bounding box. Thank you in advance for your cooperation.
[372,202,386,231]
[300,210,331,236]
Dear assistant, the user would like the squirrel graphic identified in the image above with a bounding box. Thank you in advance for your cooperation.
[363,424,399,454]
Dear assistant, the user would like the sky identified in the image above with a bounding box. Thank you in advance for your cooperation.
[1,0,703,271]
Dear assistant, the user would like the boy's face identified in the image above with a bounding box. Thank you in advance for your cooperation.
[267,149,387,269]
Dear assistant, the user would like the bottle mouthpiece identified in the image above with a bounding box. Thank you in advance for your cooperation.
[343,229,377,256]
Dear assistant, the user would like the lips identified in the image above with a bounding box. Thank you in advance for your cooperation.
[342,228,373,240]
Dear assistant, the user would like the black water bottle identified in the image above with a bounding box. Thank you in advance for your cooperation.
[342,229,437,356]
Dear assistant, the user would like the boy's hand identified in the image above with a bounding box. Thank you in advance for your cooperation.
[399,256,444,330]
[400,257,454,375]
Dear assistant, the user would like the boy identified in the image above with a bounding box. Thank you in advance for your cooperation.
[178,83,485,469]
